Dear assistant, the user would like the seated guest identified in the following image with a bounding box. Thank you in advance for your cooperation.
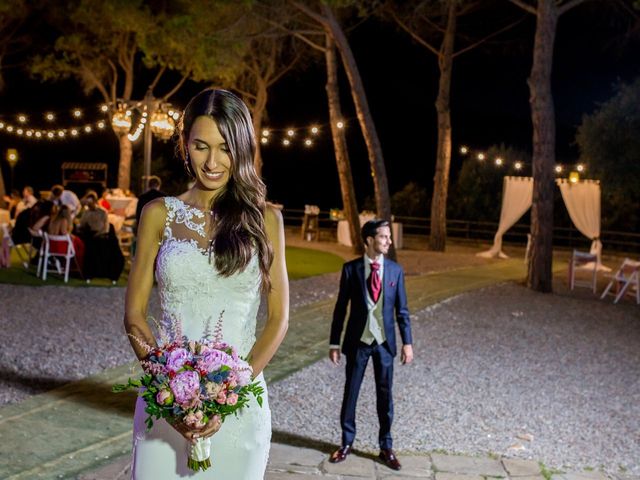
[78,192,109,237]
[22,186,38,209]
[98,190,112,212]
[3,190,21,220]
[50,184,81,218]
[135,176,166,227]
[47,204,85,273]
[13,186,38,219]
[29,201,54,234]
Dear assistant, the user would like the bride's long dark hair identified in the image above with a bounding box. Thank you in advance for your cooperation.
[178,89,273,292]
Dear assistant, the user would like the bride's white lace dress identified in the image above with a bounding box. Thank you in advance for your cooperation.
[132,197,271,479]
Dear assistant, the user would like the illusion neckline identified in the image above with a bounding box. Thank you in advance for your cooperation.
[172,196,213,215]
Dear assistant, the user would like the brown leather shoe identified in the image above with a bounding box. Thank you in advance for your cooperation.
[379,448,401,470]
[329,445,352,463]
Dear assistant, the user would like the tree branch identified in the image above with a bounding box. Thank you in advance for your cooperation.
[558,0,588,16]
[453,15,527,58]
[269,51,302,86]
[388,7,440,56]
[161,73,189,102]
[148,66,166,95]
[289,1,330,28]
[508,0,537,14]
[262,17,326,52]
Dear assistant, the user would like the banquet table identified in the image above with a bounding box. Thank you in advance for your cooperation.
[108,213,125,234]
[106,196,138,218]
[337,218,403,249]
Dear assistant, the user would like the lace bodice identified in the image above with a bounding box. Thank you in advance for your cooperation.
[155,197,261,357]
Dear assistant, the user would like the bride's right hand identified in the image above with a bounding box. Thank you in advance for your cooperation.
[170,415,222,443]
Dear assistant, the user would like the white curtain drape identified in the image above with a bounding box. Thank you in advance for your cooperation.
[477,176,533,259]
[557,179,610,271]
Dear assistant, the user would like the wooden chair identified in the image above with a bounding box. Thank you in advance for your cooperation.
[301,204,320,241]
[568,249,598,293]
[600,258,640,304]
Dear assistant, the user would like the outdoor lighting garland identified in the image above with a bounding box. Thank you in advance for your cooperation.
[1,103,348,149]
[458,144,586,176]
[0,104,110,141]
[259,119,348,148]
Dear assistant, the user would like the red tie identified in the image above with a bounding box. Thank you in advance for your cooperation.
[368,261,381,303]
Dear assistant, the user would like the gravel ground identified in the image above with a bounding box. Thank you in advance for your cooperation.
[0,272,342,406]
[2,248,639,474]
[269,283,640,474]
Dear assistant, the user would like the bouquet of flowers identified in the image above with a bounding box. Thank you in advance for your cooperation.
[113,311,264,472]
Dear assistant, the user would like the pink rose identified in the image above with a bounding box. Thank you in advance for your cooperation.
[184,410,206,429]
[156,389,174,405]
[204,381,223,399]
[215,391,227,404]
[226,392,238,406]
[169,370,201,406]
[165,348,193,373]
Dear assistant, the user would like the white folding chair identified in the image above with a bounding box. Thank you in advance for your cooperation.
[38,232,76,283]
[600,258,640,304]
[568,249,598,294]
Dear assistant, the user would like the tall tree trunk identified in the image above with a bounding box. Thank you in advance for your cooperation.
[428,0,456,252]
[527,0,558,292]
[320,4,395,259]
[252,81,269,177]
[325,36,362,255]
[117,133,133,191]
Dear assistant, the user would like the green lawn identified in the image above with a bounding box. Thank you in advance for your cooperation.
[0,245,344,286]
[285,246,344,280]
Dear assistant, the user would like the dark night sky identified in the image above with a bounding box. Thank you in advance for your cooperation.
[0,3,638,210]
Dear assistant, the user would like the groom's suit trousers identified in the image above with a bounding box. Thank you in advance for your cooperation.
[340,341,394,450]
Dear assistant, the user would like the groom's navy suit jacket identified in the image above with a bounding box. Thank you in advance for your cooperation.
[330,257,412,356]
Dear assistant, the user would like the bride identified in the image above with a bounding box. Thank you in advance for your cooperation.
[124,88,289,479]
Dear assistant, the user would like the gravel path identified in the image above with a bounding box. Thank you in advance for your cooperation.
[269,283,640,474]
[0,272,341,406]
[2,258,639,474]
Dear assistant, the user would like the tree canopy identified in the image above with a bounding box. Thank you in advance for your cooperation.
[576,76,640,232]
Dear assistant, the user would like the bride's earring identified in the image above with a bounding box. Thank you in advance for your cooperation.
[184,154,195,178]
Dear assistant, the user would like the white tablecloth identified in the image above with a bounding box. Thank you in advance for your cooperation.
[337,219,403,249]
[108,213,125,233]
[107,196,138,218]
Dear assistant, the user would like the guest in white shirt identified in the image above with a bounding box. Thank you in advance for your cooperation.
[50,185,81,218]
[22,186,38,209]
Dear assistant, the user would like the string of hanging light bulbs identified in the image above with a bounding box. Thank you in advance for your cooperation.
[458,145,586,179]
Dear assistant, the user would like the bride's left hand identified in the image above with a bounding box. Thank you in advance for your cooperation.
[190,415,222,443]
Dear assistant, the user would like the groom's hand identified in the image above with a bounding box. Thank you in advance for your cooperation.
[329,348,341,366]
[401,344,414,365]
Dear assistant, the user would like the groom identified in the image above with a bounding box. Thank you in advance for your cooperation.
[329,219,413,471]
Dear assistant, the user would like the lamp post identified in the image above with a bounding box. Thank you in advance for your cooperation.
[111,92,177,192]
[6,149,18,191]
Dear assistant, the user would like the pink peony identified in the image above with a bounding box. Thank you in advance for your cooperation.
[156,389,174,405]
[197,349,232,373]
[165,348,193,373]
[169,370,201,406]
[226,392,238,406]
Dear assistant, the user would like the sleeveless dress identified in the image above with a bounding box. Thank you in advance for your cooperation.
[131,196,271,479]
